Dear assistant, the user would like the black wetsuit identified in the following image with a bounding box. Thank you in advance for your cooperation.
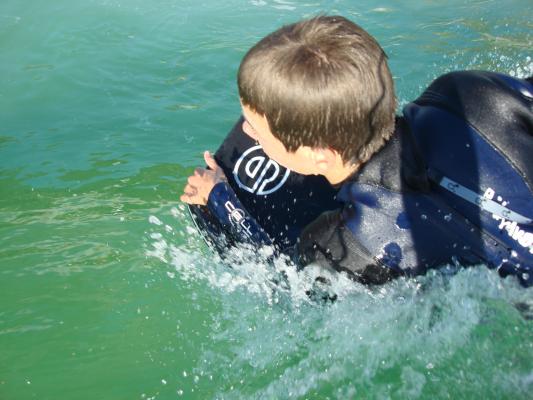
[190,71,533,287]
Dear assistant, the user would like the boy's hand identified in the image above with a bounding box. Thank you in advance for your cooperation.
[180,151,226,206]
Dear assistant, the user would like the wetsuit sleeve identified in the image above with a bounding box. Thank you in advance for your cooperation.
[296,209,401,285]
[207,181,273,248]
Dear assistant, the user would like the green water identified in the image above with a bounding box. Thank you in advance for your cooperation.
[1,0,532,399]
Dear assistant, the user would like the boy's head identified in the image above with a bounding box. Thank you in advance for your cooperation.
[238,16,396,170]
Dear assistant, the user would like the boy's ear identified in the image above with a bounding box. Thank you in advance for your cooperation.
[308,147,337,173]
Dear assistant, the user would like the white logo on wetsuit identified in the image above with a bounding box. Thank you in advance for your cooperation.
[233,145,290,195]
[224,201,253,238]
[483,187,533,254]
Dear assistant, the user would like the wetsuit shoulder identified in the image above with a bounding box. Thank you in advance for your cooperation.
[297,71,533,286]
[413,70,533,190]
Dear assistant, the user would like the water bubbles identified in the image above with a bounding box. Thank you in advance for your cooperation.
[444,213,452,222]
[185,226,197,235]
[451,256,460,267]
[420,214,428,220]
[145,199,532,399]
[148,215,163,225]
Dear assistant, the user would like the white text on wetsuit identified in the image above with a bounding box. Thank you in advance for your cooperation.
[484,188,533,254]
[224,201,253,238]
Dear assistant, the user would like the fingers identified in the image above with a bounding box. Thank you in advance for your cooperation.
[204,151,219,171]
[183,183,197,197]
[180,192,198,204]
[194,167,205,176]
[180,193,203,205]
[188,174,199,185]
[180,184,206,205]
[187,169,211,186]
[180,151,223,206]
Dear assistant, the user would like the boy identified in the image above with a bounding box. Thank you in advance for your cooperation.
[181,16,533,286]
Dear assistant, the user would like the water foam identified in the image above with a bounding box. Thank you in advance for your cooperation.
[146,209,532,398]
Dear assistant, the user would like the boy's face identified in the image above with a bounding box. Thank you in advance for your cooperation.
[241,104,317,176]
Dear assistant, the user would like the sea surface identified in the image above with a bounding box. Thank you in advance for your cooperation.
[1,1,532,399]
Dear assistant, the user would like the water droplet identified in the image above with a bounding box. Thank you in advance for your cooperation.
[451,256,460,267]
[420,214,428,220]
[444,213,452,222]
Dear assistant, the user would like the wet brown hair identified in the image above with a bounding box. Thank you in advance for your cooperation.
[238,15,396,164]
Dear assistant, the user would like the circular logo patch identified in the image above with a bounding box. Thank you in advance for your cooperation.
[233,145,291,195]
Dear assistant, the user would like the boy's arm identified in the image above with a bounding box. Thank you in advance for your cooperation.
[181,151,272,248]
[206,181,272,247]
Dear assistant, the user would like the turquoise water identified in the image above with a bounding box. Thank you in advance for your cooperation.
[1,0,532,399]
